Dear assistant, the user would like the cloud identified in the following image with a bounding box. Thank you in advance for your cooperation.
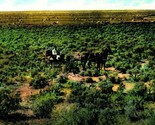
[0,0,154,11]
[0,0,16,11]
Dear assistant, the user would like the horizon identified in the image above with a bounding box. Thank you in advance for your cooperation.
[1,9,155,12]
[0,0,155,11]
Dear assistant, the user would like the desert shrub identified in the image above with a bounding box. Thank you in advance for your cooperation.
[5,77,17,85]
[109,73,122,84]
[32,92,58,118]
[139,73,150,82]
[84,69,92,76]
[91,69,100,76]
[68,79,117,125]
[0,87,21,116]
[98,108,117,125]
[82,69,100,77]
[115,115,131,125]
[63,61,80,74]
[85,77,94,83]
[98,80,113,94]
[109,75,116,83]
[116,77,122,84]
[51,103,117,125]
[62,80,80,88]
[79,70,85,76]
[56,74,68,84]
[130,82,147,97]
[51,105,83,125]
[47,68,59,78]
[50,103,79,125]
[54,107,114,125]
[0,82,4,87]
[124,95,145,121]
[30,74,48,89]
[100,70,108,76]
[144,110,155,125]
[124,83,147,121]
[145,80,155,101]
[48,83,64,96]
[115,62,131,73]
[105,60,113,67]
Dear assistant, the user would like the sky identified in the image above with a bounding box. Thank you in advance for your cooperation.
[0,0,154,11]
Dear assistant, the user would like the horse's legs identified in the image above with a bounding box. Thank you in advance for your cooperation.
[97,61,100,71]
[103,60,106,70]
[100,62,103,70]
[87,60,91,69]
[82,60,87,70]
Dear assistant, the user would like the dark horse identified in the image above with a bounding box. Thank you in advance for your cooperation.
[87,45,112,70]
[65,52,88,70]
[65,45,112,70]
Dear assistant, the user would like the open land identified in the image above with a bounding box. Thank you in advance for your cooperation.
[0,10,155,26]
[0,10,155,125]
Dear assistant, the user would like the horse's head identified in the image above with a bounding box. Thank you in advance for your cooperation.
[102,44,112,55]
[107,45,112,54]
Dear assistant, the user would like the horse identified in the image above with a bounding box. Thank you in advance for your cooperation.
[65,52,89,70]
[97,45,112,70]
[84,45,112,70]
[65,45,112,71]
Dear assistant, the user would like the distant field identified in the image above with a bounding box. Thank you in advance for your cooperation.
[0,10,155,26]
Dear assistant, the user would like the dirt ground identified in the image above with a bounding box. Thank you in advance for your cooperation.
[67,67,133,92]
[17,83,40,102]
[12,67,137,123]
[17,67,133,103]
[16,67,134,117]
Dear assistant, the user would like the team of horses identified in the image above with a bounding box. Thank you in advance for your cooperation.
[44,45,112,71]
